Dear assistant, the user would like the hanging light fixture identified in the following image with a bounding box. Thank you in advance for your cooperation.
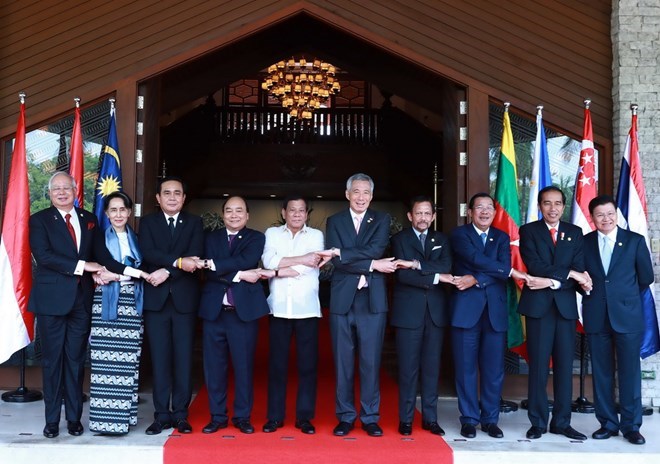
[261,57,341,120]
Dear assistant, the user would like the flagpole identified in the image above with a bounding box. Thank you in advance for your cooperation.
[1,349,43,403]
[572,98,595,414]
[496,102,519,414]
[1,92,43,404]
[432,162,438,231]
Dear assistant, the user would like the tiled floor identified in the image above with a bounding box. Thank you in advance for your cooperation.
[1,384,658,464]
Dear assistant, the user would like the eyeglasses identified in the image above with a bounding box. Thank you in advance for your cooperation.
[473,205,495,212]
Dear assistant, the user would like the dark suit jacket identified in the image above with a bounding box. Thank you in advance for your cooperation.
[581,227,654,334]
[449,224,511,332]
[138,211,204,313]
[325,208,391,313]
[28,206,98,315]
[198,227,269,323]
[518,220,585,319]
[390,228,451,329]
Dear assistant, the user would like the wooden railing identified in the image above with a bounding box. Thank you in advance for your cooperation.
[216,107,380,145]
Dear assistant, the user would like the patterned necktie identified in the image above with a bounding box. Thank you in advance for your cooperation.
[353,218,367,289]
[419,232,426,251]
[227,234,236,305]
[65,213,77,249]
[480,232,487,248]
[601,236,612,273]
[168,217,175,237]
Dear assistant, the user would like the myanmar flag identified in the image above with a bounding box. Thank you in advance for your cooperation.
[492,104,526,353]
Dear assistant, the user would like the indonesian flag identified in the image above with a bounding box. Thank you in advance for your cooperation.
[616,107,660,359]
[0,96,34,363]
[69,100,84,207]
[492,103,526,353]
[570,102,597,332]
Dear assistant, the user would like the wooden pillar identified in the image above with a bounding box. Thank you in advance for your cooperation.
[136,78,162,220]
[466,87,490,210]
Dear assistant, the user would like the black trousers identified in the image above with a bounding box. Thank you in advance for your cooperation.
[266,315,319,422]
[143,295,196,422]
[37,286,91,424]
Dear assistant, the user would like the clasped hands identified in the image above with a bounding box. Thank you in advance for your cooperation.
[508,269,592,292]
[90,265,156,286]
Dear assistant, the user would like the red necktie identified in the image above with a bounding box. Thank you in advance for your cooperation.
[550,228,557,245]
[65,213,78,249]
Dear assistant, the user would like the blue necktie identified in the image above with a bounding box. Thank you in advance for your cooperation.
[480,232,487,248]
[601,236,612,273]
[419,232,426,251]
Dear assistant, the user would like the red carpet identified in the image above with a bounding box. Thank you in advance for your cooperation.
[164,315,453,464]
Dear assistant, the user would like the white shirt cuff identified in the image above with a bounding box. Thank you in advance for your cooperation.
[124,266,142,279]
[74,260,85,276]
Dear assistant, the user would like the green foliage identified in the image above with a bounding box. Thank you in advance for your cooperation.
[27,148,99,214]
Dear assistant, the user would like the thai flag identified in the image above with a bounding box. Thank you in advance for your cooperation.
[616,108,660,359]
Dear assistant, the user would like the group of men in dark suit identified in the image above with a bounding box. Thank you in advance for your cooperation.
[516,187,650,445]
[28,171,652,445]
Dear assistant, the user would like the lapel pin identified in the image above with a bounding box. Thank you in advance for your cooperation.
[431,238,435,243]
[367,217,373,224]
[618,242,623,246]
[238,235,242,239]
[560,232,565,240]
[489,237,493,242]
[179,219,183,224]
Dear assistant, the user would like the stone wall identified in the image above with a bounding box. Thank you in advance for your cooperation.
[612,0,660,406]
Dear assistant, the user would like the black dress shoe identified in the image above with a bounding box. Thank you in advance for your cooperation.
[235,420,255,434]
[592,427,619,439]
[398,422,412,435]
[460,423,476,438]
[202,420,228,434]
[333,421,354,436]
[422,421,445,436]
[175,419,192,433]
[145,420,172,435]
[67,421,84,436]
[623,431,646,445]
[549,425,587,440]
[526,426,546,439]
[43,423,59,438]
[361,422,383,437]
[262,420,284,433]
[481,423,503,438]
[295,420,315,434]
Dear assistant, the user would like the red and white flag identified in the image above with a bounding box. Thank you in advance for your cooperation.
[0,95,34,363]
[571,102,597,233]
[571,100,597,331]
[68,98,84,207]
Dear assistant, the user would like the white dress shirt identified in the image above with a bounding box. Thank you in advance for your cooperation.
[261,224,324,319]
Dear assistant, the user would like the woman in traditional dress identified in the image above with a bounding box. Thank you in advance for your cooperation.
[89,191,151,435]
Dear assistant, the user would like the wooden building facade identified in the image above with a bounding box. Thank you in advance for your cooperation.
[0,0,613,228]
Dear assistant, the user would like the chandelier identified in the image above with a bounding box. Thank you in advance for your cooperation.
[261,58,341,120]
